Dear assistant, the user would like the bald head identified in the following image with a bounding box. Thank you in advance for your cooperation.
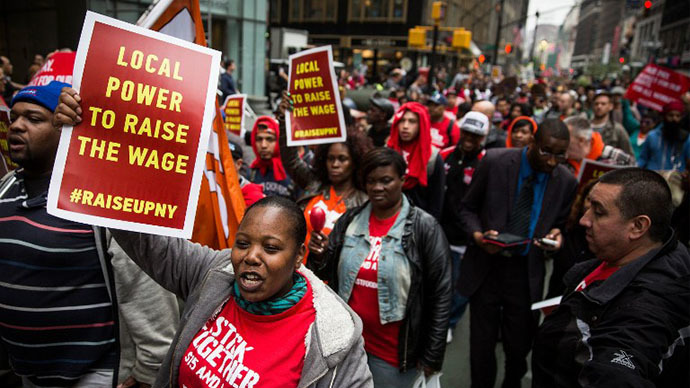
[558,92,574,113]
[472,101,496,121]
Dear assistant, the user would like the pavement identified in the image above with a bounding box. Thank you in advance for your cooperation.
[439,310,533,388]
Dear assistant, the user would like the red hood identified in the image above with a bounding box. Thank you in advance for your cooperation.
[250,116,286,180]
[388,102,432,188]
[506,116,538,148]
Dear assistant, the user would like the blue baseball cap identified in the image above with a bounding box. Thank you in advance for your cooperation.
[427,92,447,106]
[11,81,71,112]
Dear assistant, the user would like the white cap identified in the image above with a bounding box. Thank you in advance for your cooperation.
[459,111,490,136]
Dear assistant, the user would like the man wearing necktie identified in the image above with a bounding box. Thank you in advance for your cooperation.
[458,119,578,388]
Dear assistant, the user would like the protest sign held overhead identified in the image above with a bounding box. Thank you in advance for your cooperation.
[28,52,77,86]
[138,0,246,249]
[223,94,247,137]
[48,11,221,238]
[286,46,346,146]
[624,64,690,111]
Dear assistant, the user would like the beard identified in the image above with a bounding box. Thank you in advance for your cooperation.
[661,120,688,142]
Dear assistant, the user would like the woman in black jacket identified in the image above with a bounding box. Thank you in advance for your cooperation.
[309,148,451,388]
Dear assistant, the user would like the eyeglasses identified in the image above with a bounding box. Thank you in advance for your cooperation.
[537,147,567,162]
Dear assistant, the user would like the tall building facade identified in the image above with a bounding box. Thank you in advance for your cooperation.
[555,5,580,71]
[658,0,690,71]
[273,0,528,78]
[0,0,268,97]
[631,0,664,65]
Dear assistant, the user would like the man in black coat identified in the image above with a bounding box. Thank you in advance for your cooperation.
[459,119,578,388]
[532,168,690,387]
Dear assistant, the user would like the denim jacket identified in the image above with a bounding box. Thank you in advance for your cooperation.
[311,195,452,372]
[337,196,412,324]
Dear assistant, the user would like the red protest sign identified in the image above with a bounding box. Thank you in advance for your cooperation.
[624,63,690,111]
[28,52,77,86]
[576,159,625,192]
[286,46,346,146]
[222,94,246,137]
[0,106,17,175]
[47,12,221,238]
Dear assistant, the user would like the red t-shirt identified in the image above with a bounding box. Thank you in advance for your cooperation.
[348,211,402,367]
[178,274,316,388]
[575,262,619,291]
[430,116,460,150]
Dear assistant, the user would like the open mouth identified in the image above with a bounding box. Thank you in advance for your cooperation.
[238,272,264,292]
[8,136,25,152]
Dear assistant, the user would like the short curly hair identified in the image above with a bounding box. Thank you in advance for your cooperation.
[312,129,374,191]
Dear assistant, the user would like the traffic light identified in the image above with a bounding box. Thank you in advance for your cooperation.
[431,1,446,22]
[478,54,486,64]
[504,44,512,54]
[452,28,471,49]
[619,57,625,64]
[643,1,652,17]
[408,28,426,47]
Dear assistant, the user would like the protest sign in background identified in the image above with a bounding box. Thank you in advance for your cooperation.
[28,52,77,86]
[286,46,346,146]
[223,94,246,137]
[576,159,624,192]
[0,106,17,175]
[624,63,690,111]
[48,11,220,238]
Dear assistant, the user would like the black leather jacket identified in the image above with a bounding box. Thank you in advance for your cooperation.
[309,199,452,372]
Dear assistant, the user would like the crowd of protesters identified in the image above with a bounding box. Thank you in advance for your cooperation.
[1,49,689,388]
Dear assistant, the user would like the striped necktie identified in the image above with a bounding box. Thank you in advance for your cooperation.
[507,174,535,238]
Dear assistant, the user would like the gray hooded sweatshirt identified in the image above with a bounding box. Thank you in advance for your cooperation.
[110,230,373,388]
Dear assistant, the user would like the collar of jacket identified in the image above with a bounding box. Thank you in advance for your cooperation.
[347,195,411,241]
[566,228,679,305]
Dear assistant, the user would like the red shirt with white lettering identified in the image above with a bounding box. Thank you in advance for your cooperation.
[348,211,402,367]
[575,262,619,292]
[430,116,460,150]
[178,274,316,388]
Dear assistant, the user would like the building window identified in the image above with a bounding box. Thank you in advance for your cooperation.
[288,0,337,22]
[270,0,281,23]
[348,0,407,22]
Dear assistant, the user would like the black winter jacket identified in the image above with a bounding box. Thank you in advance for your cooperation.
[308,199,452,372]
[532,231,690,387]
[404,151,446,220]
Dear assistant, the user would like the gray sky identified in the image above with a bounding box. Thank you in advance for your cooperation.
[525,0,579,32]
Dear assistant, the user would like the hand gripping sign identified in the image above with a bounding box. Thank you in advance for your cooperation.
[48,11,221,238]
[285,46,346,146]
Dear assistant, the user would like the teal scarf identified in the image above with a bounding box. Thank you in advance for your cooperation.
[233,272,307,315]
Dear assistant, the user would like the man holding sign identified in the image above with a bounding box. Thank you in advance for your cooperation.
[0,82,178,388]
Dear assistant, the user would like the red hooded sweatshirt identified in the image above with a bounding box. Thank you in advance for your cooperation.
[387,102,433,189]
[250,116,287,181]
[506,116,538,148]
